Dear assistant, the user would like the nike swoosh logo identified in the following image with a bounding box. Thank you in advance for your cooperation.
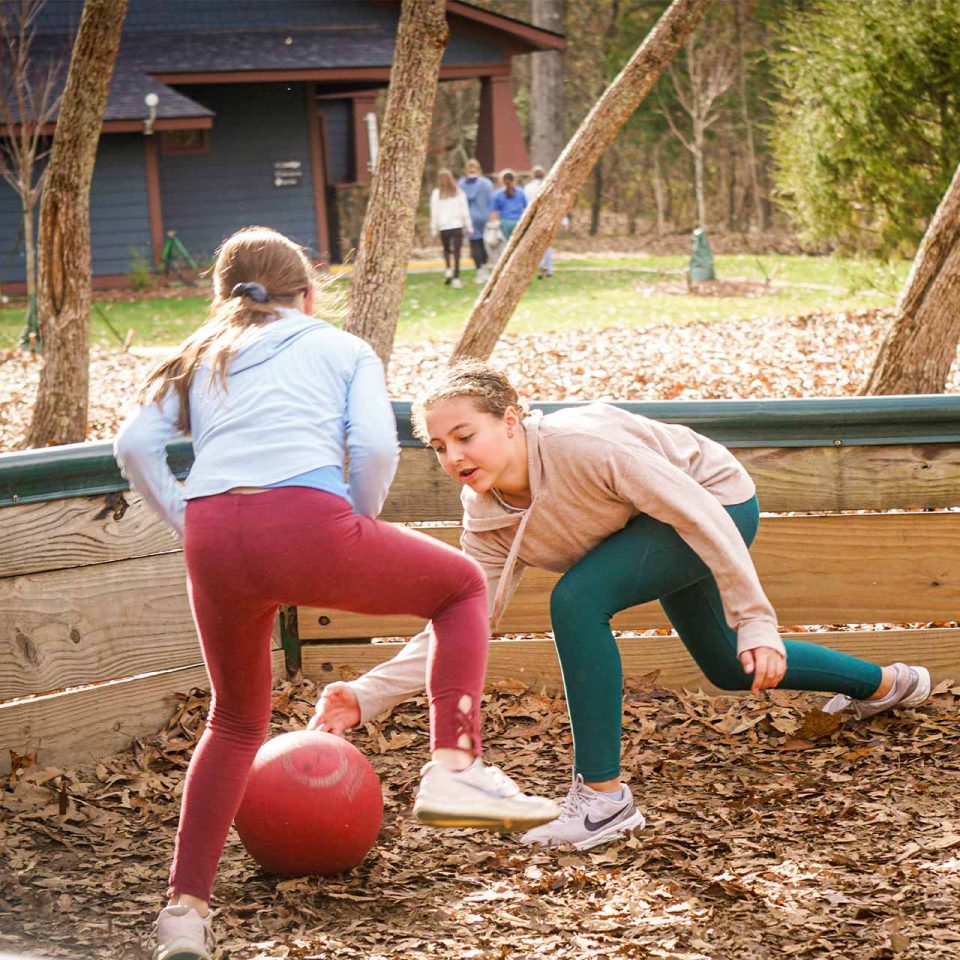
[584,804,634,832]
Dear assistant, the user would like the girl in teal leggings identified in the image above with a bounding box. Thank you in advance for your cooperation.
[314,361,932,851]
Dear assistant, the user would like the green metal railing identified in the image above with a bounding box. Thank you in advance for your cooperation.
[2,396,959,509]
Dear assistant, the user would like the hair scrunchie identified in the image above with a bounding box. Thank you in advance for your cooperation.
[230,282,269,303]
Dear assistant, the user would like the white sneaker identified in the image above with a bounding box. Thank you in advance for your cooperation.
[413,759,560,832]
[443,267,453,284]
[823,662,931,719]
[451,277,463,288]
[153,905,213,960]
[520,775,645,851]
[475,266,490,283]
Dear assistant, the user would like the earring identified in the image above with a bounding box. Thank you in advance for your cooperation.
[507,429,515,439]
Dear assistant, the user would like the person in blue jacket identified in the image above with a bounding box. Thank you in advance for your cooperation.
[458,158,495,284]
[490,168,527,242]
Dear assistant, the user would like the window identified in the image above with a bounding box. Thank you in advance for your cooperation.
[160,129,211,156]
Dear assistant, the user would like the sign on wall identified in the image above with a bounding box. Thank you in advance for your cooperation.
[273,160,303,188]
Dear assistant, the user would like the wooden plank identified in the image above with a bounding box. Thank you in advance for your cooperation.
[299,513,960,639]
[0,553,197,700]
[0,553,285,701]
[4,444,956,582]
[0,651,284,776]
[300,628,960,696]
[738,443,960,512]
[0,491,179,580]
[376,444,960,523]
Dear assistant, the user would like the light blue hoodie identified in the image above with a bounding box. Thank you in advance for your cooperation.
[114,308,399,538]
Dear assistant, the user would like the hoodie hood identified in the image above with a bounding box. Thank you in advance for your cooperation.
[218,308,331,376]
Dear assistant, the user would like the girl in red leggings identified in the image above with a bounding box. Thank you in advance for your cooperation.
[115,227,557,960]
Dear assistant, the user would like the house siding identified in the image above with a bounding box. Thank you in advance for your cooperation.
[157,83,319,264]
[0,134,151,284]
[320,100,351,185]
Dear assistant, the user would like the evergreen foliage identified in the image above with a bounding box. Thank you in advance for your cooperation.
[770,0,960,256]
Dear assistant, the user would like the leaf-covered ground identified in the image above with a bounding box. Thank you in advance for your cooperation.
[2,306,958,451]
[2,675,959,959]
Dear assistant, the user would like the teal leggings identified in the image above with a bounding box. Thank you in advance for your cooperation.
[550,496,883,781]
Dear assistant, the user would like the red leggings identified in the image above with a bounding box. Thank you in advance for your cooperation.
[170,488,488,900]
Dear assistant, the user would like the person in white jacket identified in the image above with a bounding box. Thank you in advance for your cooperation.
[430,168,473,288]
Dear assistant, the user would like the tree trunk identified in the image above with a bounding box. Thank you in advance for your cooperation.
[22,190,36,338]
[344,0,448,366]
[590,159,603,235]
[530,0,565,169]
[693,125,706,229]
[861,160,960,395]
[653,140,667,235]
[25,0,127,448]
[452,0,715,362]
[734,0,762,232]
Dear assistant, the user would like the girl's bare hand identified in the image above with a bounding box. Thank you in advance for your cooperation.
[307,681,361,735]
[739,648,787,695]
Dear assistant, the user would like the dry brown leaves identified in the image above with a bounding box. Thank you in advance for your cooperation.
[2,677,960,959]
[3,307,959,452]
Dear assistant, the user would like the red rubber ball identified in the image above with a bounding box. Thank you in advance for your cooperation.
[234,730,383,877]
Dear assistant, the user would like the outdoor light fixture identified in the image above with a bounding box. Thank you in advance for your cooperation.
[144,92,159,135]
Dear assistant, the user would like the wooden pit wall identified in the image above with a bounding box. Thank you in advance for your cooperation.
[0,490,282,775]
[2,405,959,775]
[297,442,960,692]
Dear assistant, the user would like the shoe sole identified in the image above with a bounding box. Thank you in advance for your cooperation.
[573,809,646,850]
[522,809,646,852]
[154,941,211,960]
[414,808,558,833]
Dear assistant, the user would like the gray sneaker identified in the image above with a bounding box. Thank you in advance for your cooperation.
[519,775,645,851]
[822,662,931,719]
[153,905,213,960]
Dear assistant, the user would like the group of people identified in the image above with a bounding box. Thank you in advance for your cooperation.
[116,225,932,960]
[429,160,553,288]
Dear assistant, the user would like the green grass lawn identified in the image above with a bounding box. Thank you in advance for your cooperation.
[0,254,909,350]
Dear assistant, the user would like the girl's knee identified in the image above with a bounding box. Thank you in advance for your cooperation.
[550,572,606,632]
[453,554,487,599]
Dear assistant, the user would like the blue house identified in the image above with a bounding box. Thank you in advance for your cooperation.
[0,0,563,288]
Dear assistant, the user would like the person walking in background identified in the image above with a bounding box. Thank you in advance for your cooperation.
[490,169,527,244]
[524,165,553,279]
[458,159,494,284]
[430,169,473,289]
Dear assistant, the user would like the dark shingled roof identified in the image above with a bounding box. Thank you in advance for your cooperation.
[9,27,437,124]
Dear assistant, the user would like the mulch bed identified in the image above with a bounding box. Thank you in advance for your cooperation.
[2,675,959,959]
[4,306,959,452]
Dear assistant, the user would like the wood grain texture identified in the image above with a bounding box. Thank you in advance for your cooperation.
[376,444,960,523]
[0,490,179,579]
[300,628,960,697]
[1,552,285,701]
[299,513,960,639]
[2,443,955,582]
[0,651,283,776]
[0,552,197,700]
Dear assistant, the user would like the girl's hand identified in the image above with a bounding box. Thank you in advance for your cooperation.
[739,647,787,694]
[307,682,361,735]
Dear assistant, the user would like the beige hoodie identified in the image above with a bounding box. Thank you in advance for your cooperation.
[348,403,783,722]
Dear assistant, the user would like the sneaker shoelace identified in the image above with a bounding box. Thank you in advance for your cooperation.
[555,780,590,824]
[480,763,520,797]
